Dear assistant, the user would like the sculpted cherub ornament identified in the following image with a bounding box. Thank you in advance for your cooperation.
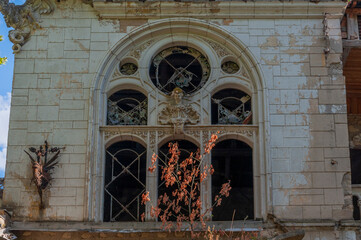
[159,87,200,134]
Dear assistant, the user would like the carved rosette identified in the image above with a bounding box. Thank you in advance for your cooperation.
[0,0,55,53]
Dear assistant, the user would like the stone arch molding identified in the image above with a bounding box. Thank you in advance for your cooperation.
[89,18,270,222]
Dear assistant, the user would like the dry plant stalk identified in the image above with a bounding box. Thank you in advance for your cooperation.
[141,133,234,238]
[24,141,64,208]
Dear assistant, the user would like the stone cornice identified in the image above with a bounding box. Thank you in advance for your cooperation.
[93,1,347,19]
[0,0,55,53]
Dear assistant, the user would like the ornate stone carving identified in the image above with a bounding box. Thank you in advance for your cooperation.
[103,129,148,141]
[128,40,155,59]
[203,39,229,58]
[0,210,16,240]
[149,130,156,150]
[184,130,200,140]
[159,88,200,134]
[0,0,55,53]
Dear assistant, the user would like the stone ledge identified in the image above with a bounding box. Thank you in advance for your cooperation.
[92,1,346,19]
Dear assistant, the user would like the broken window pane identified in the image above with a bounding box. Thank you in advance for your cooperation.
[212,139,253,221]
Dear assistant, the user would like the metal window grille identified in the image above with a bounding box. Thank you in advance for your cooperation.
[107,90,147,125]
[211,88,252,124]
[104,141,146,222]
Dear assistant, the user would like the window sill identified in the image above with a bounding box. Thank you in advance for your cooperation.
[11,220,263,232]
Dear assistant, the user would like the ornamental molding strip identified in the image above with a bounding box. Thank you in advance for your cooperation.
[0,0,55,53]
[92,1,346,20]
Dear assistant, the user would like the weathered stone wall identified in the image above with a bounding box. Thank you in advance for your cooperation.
[2,0,352,236]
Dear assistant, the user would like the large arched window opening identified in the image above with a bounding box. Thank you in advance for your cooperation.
[211,139,253,221]
[103,141,146,222]
[211,88,252,125]
[157,140,199,220]
[107,89,147,125]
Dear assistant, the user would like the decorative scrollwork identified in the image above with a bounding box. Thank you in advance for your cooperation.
[120,63,138,75]
[222,61,240,74]
[128,40,155,59]
[203,39,229,58]
[0,0,55,53]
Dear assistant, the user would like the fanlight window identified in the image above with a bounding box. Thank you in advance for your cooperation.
[211,89,252,124]
[104,141,146,222]
[107,89,147,125]
[212,139,253,221]
[157,140,199,220]
[149,46,210,94]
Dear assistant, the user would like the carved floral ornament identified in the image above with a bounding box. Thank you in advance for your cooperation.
[0,0,55,53]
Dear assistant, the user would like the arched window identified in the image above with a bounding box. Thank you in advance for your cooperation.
[103,141,146,222]
[157,140,198,220]
[211,88,252,125]
[107,89,147,125]
[211,139,253,221]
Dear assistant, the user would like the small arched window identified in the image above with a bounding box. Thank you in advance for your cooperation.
[211,139,253,221]
[211,88,252,125]
[103,141,146,222]
[107,89,147,125]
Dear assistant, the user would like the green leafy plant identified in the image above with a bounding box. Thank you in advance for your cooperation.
[0,36,7,65]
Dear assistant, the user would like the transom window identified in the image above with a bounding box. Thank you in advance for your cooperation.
[149,46,210,94]
[211,88,252,125]
[107,89,147,125]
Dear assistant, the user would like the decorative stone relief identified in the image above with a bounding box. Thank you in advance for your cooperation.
[0,210,16,240]
[128,40,155,59]
[149,130,156,150]
[210,129,254,138]
[158,88,200,134]
[120,63,138,75]
[0,0,55,53]
[184,130,200,140]
[103,129,148,141]
[203,38,230,58]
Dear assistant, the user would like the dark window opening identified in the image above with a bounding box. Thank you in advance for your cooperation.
[212,139,253,221]
[158,140,199,221]
[107,89,147,125]
[350,149,361,184]
[211,88,252,125]
[104,141,146,222]
[353,195,360,220]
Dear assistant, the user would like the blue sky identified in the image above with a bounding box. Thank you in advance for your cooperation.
[0,0,26,177]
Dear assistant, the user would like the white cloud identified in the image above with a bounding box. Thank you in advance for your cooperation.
[0,92,11,174]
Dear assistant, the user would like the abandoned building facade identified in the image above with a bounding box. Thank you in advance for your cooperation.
[2,0,361,239]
